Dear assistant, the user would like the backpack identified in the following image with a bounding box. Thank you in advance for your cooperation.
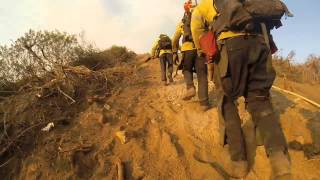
[158,34,172,50]
[212,0,293,34]
[182,12,193,43]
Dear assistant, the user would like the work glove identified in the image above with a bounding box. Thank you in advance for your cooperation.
[173,52,179,65]
[197,49,214,63]
[197,49,205,57]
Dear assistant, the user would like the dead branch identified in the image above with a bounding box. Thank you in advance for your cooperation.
[58,144,93,153]
[57,87,76,104]
[0,122,45,156]
[0,118,68,156]
[2,112,10,139]
[2,113,15,155]
[0,96,8,101]
[41,79,60,89]
[64,66,92,76]
[0,91,17,93]
[0,156,14,168]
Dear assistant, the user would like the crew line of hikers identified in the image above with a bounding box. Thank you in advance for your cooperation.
[151,0,293,179]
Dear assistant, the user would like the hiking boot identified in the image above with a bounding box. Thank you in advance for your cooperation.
[255,127,264,146]
[199,100,211,112]
[183,86,196,100]
[269,151,291,180]
[168,76,174,83]
[199,104,211,112]
[193,145,249,178]
[162,81,168,86]
[215,146,249,178]
[228,160,249,178]
[274,174,292,180]
[219,150,249,178]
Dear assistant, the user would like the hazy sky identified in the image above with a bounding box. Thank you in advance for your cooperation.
[0,0,319,63]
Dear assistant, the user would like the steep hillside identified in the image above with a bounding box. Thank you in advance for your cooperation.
[1,55,320,180]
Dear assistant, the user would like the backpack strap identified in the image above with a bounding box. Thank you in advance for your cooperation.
[260,23,270,49]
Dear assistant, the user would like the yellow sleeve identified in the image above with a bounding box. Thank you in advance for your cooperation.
[191,7,206,50]
[191,0,218,50]
[172,23,183,53]
[204,0,218,24]
[150,38,159,57]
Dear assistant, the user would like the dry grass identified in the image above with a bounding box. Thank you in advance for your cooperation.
[273,53,320,84]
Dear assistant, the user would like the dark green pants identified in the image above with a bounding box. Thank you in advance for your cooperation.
[182,49,209,104]
[159,53,173,82]
[214,35,288,161]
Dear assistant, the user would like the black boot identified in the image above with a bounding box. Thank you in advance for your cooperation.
[183,85,196,100]
[269,151,292,180]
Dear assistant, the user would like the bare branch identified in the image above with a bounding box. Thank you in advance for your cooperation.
[57,87,76,104]
[0,157,14,168]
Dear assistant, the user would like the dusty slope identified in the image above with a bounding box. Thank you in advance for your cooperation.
[274,78,320,105]
[3,56,320,180]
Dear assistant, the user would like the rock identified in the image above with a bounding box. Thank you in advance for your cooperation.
[41,122,55,132]
[115,131,127,144]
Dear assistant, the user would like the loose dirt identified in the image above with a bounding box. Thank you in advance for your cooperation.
[1,55,320,180]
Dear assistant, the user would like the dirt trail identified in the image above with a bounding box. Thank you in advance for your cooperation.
[9,56,320,180]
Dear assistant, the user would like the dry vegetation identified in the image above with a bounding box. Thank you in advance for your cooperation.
[273,51,320,84]
[0,29,136,174]
[0,29,319,179]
